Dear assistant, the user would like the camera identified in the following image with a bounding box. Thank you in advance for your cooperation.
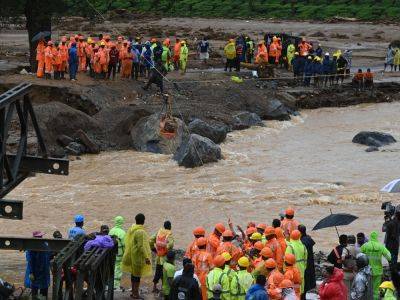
[382,201,396,219]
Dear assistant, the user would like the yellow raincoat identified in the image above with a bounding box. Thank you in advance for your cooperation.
[122,224,152,277]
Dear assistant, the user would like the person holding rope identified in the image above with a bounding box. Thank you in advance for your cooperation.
[143,59,168,93]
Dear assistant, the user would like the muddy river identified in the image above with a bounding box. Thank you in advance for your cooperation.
[1,102,400,282]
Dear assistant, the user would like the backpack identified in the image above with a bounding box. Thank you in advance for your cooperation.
[175,276,196,300]
[0,278,14,300]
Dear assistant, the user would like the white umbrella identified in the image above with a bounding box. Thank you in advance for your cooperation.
[381,179,400,193]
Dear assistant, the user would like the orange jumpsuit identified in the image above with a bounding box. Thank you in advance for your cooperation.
[267,269,284,299]
[59,44,68,72]
[281,219,300,240]
[44,46,53,74]
[98,48,108,73]
[185,238,201,259]
[284,266,302,299]
[36,41,46,78]
[265,238,284,271]
[192,249,213,300]
[206,233,221,257]
[298,42,312,57]
[78,41,87,71]
[275,228,287,254]
[121,49,133,78]
[217,241,242,263]
[93,51,102,74]
[173,42,181,64]
[256,44,268,64]
[52,47,61,72]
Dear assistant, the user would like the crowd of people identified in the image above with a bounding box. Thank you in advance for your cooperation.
[23,207,400,300]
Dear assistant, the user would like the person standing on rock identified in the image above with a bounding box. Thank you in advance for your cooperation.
[122,213,152,299]
[109,216,126,290]
[143,59,167,93]
[298,225,316,299]
[68,42,78,81]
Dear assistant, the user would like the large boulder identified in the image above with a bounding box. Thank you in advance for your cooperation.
[352,131,396,147]
[188,119,228,144]
[263,99,292,120]
[130,113,186,154]
[174,134,222,168]
[232,112,264,130]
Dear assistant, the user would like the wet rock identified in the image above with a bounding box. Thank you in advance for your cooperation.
[232,111,264,130]
[65,142,86,156]
[352,131,396,147]
[188,119,227,144]
[174,134,222,168]
[57,134,74,147]
[263,99,292,120]
[130,113,186,154]
[74,129,100,154]
[366,146,380,152]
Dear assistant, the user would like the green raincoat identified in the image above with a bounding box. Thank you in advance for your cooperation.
[206,267,230,300]
[287,44,296,66]
[121,224,152,277]
[361,231,391,300]
[109,216,126,288]
[179,44,188,73]
[285,239,308,294]
[230,269,254,300]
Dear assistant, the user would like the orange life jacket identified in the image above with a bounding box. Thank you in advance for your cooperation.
[155,230,171,257]
[36,41,45,61]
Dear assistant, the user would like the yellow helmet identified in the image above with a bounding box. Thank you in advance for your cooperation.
[100,41,106,46]
[379,281,395,290]
[250,232,262,241]
[221,252,232,262]
[238,256,250,268]
[87,38,92,43]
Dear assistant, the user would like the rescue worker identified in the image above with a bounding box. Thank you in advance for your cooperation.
[207,223,225,257]
[179,40,189,75]
[59,37,68,80]
[303,56,313,87]
[121,213,152,299]
[68,214,85,239]
[327,234,348,269]
[235,40,244,72]
[77,36,87,72]
[52,42,62,80]
[224,39,236,72]
[107,43,119,80]
[186,226,206,259]
[394,48,400,71]
[246,275,268,299]
[92,46,101,79]
[150,220,174,293]
[279,279,297,300]
[315,44,323,58]
[44,40,54,79]
[173,38,181,70]
[322,53,331,87]
[109,216,126,290]
[221,252,236,283]
[285,230,307,297]
[245,36,254,63]
[264,226,283,271]
[162,250,176,300]
[283,253,302,299]
[252,247,274,277]
[319,265,347,300]
[143,59,167,93]
[86,39,95,77]
[256,223,267,236]
[275,227,287,254]
[68,42,78,81]
[281,207,300,240]
[268,36,280,65]
[230,256,254,300]
[286,42,296,70]
[98,42,109,79]
[312,56,323,87]
[121,45,133,79]
[255,41,268,64]
[249,241,265,271]
[379,281,396,300]
[350,253,373,300]
[24,231,51,299]
[116,36,124,72]
[141,41,153,78]
[162,39,172,71]
[243,227,257,253]
[384,45,395,72]
[192,237,213,300]
[291,52,302,83]
[265,259,284,300]
[360,231,391,300]
[298,38,312,57]
[353,69,364,92]
[217,230,242,264]
[336,54,348,85]
[36,38,46,78]
[206,255,230,300]
[298,225,316,298]
[364,68,374,90]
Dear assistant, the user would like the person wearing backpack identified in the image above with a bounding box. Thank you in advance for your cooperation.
[327,234,348,269]
[231,257,254,300]
[206,255,230,300]
[162,250,176,299]
[150,221,174,293]
[170,262,201,300]
[109,216,126,290]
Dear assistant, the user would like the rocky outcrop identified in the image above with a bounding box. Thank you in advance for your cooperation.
[352,131,396,147]
[174,134,222,168]
[130,113,186,154]
[232,112,264,130]
[188,119,228,144]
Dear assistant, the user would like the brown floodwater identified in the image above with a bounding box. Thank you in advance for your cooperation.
[1,102,400,283]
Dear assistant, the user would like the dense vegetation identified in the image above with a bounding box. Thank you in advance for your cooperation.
[63,0,400,21]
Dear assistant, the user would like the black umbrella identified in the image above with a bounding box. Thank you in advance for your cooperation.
[31,31,51,42]
[312,213,358,233]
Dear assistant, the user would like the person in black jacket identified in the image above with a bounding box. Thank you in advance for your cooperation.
[383,208,400,266]
[298,225,316,300]
[327,234,348,269]
[169,263,201,300]
[143,60,167,93]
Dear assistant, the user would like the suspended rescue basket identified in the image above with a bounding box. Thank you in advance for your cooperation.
[159,94,178,139]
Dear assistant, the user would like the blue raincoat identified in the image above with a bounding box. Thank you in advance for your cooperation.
[24,250,51,289]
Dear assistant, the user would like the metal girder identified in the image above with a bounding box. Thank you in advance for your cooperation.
[0,83,32,109]
[6,154,69,175]
[0,236,70,251]
[0,199,23,219]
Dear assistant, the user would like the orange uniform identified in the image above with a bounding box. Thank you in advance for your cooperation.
[256,43,268,64]
[77,41,87,71]
[298,41,312,57]
[98,47,109,72]
[93,51,102,74]
[216,241,242,264]
[121,49,133,78]
[44,45,53,74]
[354,72,364,81]
[173,42,181,63]
[36,41,46,78]
[267,269,284,300]
[185,238,201,259]
[275,228,287,254]
[207,233,221,257]
[59,43,68,72]
[192,249,213,300]
[364,71,374,80]
[284,265,302,299]
[51,46,61,72]
[265,238,284,271]
[281,218,300,240]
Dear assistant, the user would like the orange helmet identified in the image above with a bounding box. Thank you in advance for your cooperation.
[279,279,294,289]
[246,227,257,236]
[104,35,111,40]
[285,207,295,216]
[254,241,264,251]
[264,226,275,237]
[193,226,205,236]
[272,272,284,285]
[284,253,296,265]
[196,237,207,247]
[247,222,256,228]
[163,38,170,46]
[260,247,273,259]
[47,40,53,46]
[290,230,301,241]
[213,255,226,268]
[256,223,267,230]
[61,36,67,43]
[215,223,226,234]
[151,38,157,43]
[222,230,234,238]
[265,258,277,269]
